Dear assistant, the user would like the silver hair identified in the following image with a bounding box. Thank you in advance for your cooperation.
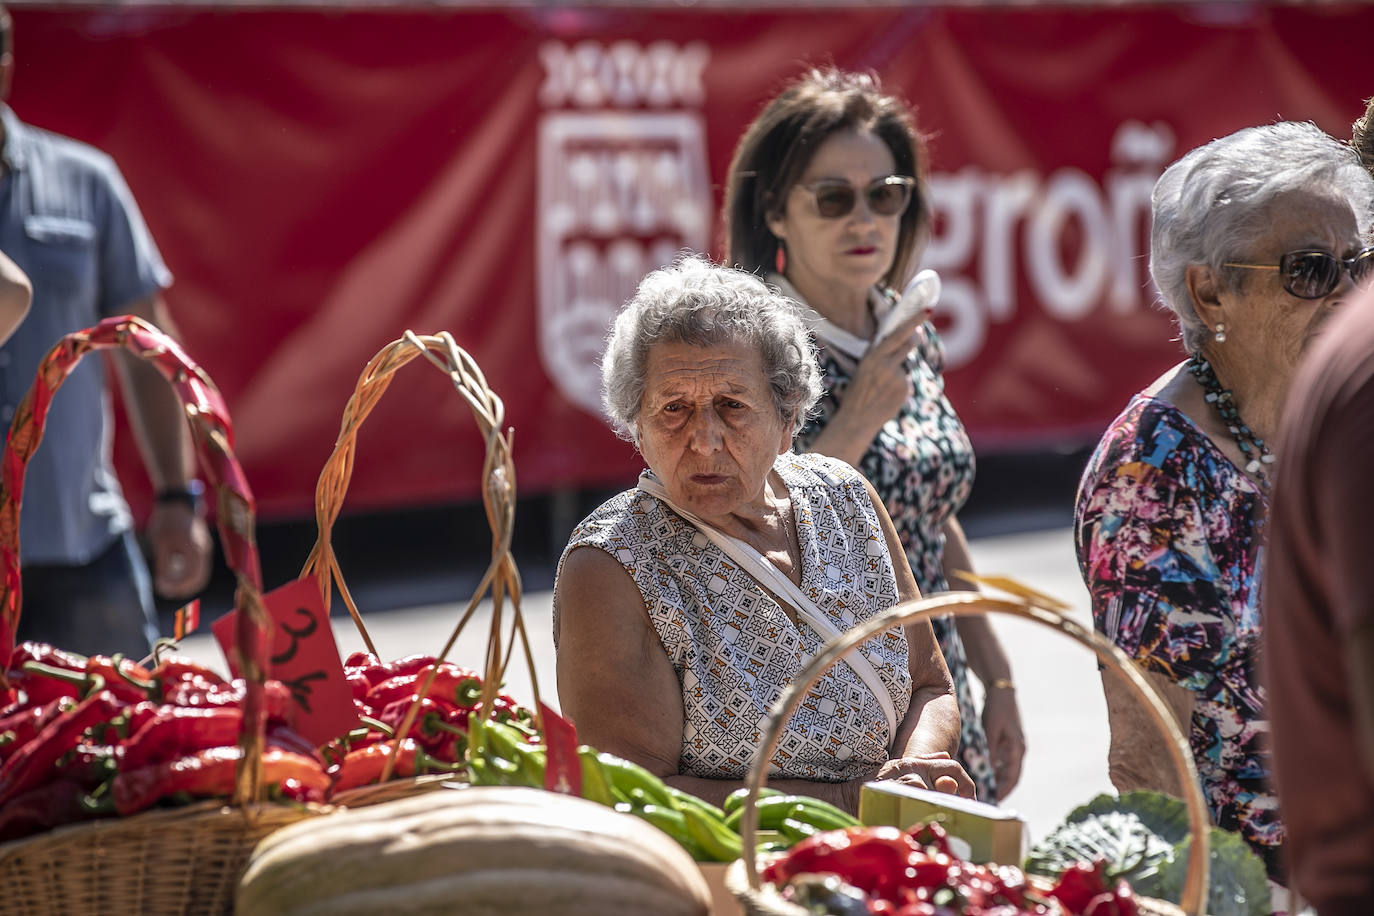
[601,254,823,442]
[1150,121,1374,354]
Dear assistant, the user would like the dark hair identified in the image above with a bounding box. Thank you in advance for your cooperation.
[722,67,930,290]
[0,5,11,60]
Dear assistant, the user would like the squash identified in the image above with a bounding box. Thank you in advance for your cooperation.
[235,785,712,915]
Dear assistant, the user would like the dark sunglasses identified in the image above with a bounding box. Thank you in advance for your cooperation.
[1224,246,1374,299]
[797,175,915,220]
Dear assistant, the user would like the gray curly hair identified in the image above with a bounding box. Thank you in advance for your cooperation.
[601,255,823,442]
[1149,121,1374,354]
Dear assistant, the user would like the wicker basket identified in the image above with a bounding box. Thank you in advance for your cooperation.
[724,591,1211,916]
[298,331,544,803]
[0,316,328,915]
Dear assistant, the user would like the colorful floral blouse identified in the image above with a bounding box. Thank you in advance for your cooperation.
[1074,393,1284,881]
[796,319,995,801]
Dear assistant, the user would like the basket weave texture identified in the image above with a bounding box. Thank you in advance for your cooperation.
[0,317,327,915]
[299,331,541,804]
[727,591,1212,916]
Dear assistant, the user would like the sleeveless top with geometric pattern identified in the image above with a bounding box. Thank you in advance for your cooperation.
[557,452,912,782]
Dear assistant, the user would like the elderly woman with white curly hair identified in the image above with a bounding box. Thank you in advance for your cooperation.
[554,255,973,813]
[1075,121,1374,884]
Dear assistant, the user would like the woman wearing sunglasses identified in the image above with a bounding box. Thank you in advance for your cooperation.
[723,68,1025,806]
[1075,121,1374,888]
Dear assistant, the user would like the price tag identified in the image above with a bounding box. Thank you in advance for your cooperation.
[212,578,358,747]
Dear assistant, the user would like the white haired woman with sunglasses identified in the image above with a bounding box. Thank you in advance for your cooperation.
[724,68,1024,806]
[1075,121,1374,886]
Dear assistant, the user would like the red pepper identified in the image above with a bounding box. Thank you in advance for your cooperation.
[378,696,468,757]
[0,777,108,842]
[8,642,87,678]
[113,745,330,816]
[329,739,422,793]
[0,697,76,763]
[365,664,481,712]
[0,690,123,807]
[55,741,119,790]
[162,677,294,723]
[764,826,919,900]
[149,656,228,689]
[905,820,953,856]
[1083,880,1139,916]
[343,651,380,671]
[387,654,439,677]
[120,706,244,771]
[1049,861,1112,915]
[84,655,157,703]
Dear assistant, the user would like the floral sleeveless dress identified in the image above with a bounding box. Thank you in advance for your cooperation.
[795,320,994,802]
[557,452,913,781]
[1074,393,1283,881]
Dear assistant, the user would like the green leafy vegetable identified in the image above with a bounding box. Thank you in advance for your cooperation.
[1025,791,1269,916]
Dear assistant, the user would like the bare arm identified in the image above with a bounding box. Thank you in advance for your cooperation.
[0,250,31,346]
[110,295,212,598]
[943,516,1026,796]
[554,545,868,811]
[859,477,974,799]
[1103,663,1195,798]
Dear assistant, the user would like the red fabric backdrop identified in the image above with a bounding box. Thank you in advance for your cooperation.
[8,4,1372,519]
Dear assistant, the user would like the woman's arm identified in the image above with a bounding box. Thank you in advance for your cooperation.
[942,516,1026,796]
[1102,664,1195,797]
[554,543,880,814]
[860,478,974,798]
[554,546,686,780]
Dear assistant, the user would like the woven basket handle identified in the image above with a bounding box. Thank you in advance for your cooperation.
[299,331,541,774]
[736,592,1210,916]
[0,315,272,806]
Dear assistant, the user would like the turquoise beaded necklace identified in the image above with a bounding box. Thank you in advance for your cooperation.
[1187,354,1275,490]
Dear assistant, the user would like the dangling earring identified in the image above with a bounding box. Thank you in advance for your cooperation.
[774,240,786,275]
[1214,322,1227,343]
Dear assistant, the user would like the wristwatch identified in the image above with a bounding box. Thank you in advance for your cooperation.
[154,479,206,514]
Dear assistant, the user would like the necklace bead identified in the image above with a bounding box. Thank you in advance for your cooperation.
[1187,355,1273,490]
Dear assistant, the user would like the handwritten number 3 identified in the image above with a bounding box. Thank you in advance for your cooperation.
[272,606,319,665]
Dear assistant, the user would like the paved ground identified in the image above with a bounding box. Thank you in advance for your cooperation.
[176,522,1113,846]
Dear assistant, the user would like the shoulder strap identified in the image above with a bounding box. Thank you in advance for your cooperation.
[637,473,899,739]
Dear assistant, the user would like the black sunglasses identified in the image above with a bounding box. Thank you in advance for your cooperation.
[797,175,915,220]
[1224,246,1374,299]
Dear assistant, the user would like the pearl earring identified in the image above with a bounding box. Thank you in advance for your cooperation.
[1214,322,1227,343]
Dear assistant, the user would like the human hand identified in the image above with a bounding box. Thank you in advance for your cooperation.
[983,687,1026,798]
[146,502,212,598]
[847,323,918,427]
[875,750,976,799]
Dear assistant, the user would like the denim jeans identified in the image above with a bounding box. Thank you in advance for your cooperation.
[17,530,159,657]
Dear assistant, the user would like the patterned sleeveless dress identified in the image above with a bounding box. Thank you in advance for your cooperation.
[795,318,995,801]
[556,452,912,781]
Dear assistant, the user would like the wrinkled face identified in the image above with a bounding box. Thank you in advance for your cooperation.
[1221,187,1364,372]
[766,129,904,300]
[635,340,792,520]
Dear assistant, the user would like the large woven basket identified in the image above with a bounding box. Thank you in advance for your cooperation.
[725,590,1211,916]
[0,316,328,915]
[298,331,543,807]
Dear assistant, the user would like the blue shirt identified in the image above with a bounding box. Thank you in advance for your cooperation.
[0,104,171,565]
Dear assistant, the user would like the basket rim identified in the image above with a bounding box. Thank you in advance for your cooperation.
[731,592,1211,916]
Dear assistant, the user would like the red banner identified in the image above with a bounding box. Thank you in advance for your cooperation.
[9,5,1372,518]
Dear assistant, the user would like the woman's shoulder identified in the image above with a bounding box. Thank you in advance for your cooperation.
[778,450,867,490]
[1092,392,1212,464]
[563,487,644,549]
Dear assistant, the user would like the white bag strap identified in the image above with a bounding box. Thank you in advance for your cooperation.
[637,473,899,739]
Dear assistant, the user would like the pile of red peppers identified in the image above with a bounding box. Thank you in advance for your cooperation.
[763,821,1138,916]
[0,641,330,843]
[323,651,536,794]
